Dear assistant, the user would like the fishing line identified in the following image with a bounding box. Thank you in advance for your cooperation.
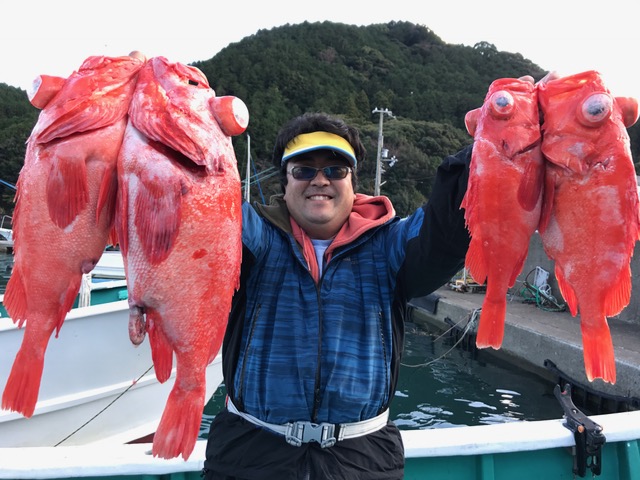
[54,364,155,446]
[402,309,480,368]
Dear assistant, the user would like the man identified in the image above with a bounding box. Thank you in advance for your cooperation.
[203,112,471,479]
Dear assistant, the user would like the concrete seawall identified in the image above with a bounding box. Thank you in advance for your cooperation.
[408,233,640,407]
[520,233,640,328]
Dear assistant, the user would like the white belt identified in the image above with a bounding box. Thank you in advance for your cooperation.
[226,398,389,448]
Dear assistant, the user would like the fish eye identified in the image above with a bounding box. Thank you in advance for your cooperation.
[488,90,515,118]
[578,93,612,127]
[188,79,199,86]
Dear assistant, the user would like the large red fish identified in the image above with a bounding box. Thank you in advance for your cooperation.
[538,71,640,384]
[115,57,248,460]
[462,78,544,348]
[2,54,144,417]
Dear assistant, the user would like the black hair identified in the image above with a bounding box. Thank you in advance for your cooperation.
[272,112,366,193]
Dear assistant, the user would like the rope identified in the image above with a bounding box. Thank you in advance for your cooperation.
[54,364,155,446]
[402,308,481,368]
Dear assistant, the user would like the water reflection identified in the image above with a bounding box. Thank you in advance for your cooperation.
[0,249,560,435]
[199,322,561,438]
[391,323,559,429]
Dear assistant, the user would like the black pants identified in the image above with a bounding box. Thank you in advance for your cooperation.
[202,471,311,480]
[203,409,404,480]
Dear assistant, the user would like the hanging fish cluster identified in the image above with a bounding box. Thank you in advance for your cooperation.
[1,52,248,460]
[463,71,639,384]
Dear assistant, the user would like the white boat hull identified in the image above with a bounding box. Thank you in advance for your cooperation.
[1,410,639,479]
[0,299,223,447]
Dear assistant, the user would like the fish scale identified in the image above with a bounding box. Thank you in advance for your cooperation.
[1,55,144,418]
[538,70,640,384]
[115,56,247,460]
[461,78,544,349]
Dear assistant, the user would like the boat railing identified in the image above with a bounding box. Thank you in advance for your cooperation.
[0,216,12,232]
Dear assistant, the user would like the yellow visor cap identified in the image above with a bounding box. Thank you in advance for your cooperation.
[282,132,357,167]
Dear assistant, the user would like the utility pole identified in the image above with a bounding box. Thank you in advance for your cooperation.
[372,108,393,196]
[244,134,251,202]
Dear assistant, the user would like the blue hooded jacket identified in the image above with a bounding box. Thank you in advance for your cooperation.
[220,146,472,426]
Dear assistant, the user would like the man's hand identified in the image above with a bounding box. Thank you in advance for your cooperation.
[518,75,535,85]
[536,71,560,85]
[517,72,560,86]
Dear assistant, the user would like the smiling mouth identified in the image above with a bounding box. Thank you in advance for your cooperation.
[307,195,333,200]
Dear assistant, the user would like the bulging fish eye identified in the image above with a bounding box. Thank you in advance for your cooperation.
[210,95,249,137]
[488,90,515,119]
[577,93,613,127]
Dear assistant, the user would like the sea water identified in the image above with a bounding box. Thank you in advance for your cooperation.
[0,251,561,437]
[0,251,12,293]
[198,322,561,438]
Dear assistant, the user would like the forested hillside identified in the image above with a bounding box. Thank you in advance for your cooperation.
[1,21,638,216]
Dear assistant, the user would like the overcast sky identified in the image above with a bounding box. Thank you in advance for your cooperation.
[2,0,638,103]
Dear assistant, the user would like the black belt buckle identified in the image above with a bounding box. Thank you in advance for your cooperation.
[285,421,337,448]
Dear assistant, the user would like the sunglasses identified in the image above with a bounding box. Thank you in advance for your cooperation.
[287,165,353,181]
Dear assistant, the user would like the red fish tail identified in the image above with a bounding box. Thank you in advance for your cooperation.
[475,297,506,349]
[582,321,616,384]
[151,371,207,460]
[1,343,47,417]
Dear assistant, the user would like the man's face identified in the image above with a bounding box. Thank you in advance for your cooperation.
[283,150,356,240]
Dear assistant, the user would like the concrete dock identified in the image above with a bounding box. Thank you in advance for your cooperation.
[409,285,640,412]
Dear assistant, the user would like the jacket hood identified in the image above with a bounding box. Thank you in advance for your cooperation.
[256,193,396,282]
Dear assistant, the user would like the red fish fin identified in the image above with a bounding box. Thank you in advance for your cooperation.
[509,250,529,289]
[57,279,81,337]
[538,171,555,233]
[146,310,174,383]
[476,297,506,349]
[130,58,215,170]
[555,267,578,316]
[134,176,182,265]
[96,163,118,228]
[1,345,46,417]
[604,268,632,317]
[208,333,224,365]
[582,322,616,383]
[3,278,77,416]
[152,371,207,460]
[107,226,119,249]
[464,109,480,137]
[115,180,129,257]
[465,239,487,285]
[47,156,89,228]
[517,159,543,212]
[31,56,143,144]
[460,187,475,219]
[3,265,28,327]
[28,74,67,110]
[617,97,639,128]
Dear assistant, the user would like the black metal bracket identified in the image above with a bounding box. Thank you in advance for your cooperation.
[554,383,606,477]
